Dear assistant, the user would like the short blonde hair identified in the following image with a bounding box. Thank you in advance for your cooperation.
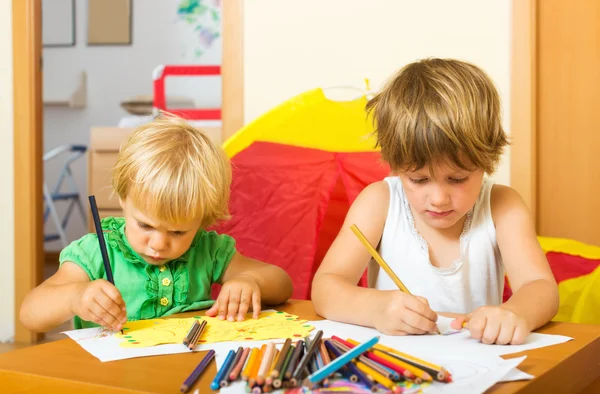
[366,58,509,174]
[112,115,231,227]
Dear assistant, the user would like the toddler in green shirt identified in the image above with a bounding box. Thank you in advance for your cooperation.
[20,115,294,332]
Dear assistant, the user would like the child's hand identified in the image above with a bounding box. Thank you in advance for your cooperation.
[451,306,530,345]
[374,291,438,335]
[71,279,127,331]
[206,276,261,321]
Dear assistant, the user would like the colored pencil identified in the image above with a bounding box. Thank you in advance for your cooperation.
[285,339,305,380]
[350,223,441,335]
[257,343,276,385]
[180,350,215,393]
[273,344,295,388]
[291,330,323,381]
[89,195,123,334]
[229,347,251,381]
[188,320,207,350]
[374,342,450,381]
[270,338,292,379]
[249,344,267,387]
[323,339,374,390]
[354,360,401,393]
[210,349,236,390]
[242,348,260,381]
[342,338,413,380]
[220,347,244,387]
[182,320,199,347]
[264,348,279,386]
[330,337,400,381]
[307,336,379,384]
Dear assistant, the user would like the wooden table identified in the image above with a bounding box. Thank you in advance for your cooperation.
[1,300,599,393]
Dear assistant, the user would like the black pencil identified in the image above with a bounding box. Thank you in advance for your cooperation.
[291,330,323,382]
[88,195,122,334]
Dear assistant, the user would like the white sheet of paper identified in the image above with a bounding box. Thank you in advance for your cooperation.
[307,316,572,359]
[423,355,528,394]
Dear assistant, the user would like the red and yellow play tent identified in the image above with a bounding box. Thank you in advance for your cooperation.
[212,88,600,324]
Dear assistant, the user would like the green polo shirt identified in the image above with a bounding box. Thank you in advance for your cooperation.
[59,217,236,329]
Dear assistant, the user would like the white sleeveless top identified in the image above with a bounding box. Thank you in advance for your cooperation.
[368,176,504,313]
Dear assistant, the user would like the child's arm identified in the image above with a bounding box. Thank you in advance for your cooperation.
[452,185,559,344]
[19,262,127,332]
[311,182,438,335]
[205,253,293,321]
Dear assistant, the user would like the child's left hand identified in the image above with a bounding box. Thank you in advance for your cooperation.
[205,275,262,322]
[450,305,530,345]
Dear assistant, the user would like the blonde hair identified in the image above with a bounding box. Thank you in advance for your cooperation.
[366,58,509,174]
[112,114,231,227]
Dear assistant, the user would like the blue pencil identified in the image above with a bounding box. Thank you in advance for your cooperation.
[180,349,215,392]
[324,339,374,389]
[308,336,379,385]
[210,349,236,391]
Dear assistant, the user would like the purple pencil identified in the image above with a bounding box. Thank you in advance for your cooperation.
[180,350,216,393]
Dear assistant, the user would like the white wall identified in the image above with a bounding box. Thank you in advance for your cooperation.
[43,0,222,249]
[0,0,15,342]
[243,0,512,185]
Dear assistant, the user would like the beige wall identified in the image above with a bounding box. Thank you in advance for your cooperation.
[242,0,511,185]
[0,0,15,342]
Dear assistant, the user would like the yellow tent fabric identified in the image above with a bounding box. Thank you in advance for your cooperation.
[538,236,600,324]
[223,88,378,158]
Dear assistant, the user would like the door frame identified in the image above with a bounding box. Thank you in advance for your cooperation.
[221,0,244,141]
[13,0,44,344]
[510,0,537,223]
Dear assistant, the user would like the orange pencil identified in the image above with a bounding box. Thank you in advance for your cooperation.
[350,224,441,335]
[374,343,449,381]
[248,344,267,386]
[242,348,259,381]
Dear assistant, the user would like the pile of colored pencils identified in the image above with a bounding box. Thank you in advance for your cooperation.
[183,330,452,393]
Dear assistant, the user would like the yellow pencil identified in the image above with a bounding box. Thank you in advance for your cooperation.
[350,223,441,335]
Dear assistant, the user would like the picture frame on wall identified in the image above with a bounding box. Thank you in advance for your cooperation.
[87,0,132,46]
[42,0,76,47]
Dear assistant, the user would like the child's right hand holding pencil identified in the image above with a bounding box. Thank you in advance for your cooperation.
[374,291,438,336]
[71,279,127,331]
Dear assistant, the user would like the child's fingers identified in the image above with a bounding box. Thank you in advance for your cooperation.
[406,297,437,322]
[402,310,437,334]
[226,291,243,321]
[450,315,469,330]
[496,323,516,345]
[235,288,253,321]
[481,319,501,344]
[467,315,487,341]
[510,324,529,345]
[95,292,125,328]
[86,309,114,330]
[205,302,219,317]
[252,291,261,319]
[215,290,230,320]
[89,301,122,330]
[98,280,126,308]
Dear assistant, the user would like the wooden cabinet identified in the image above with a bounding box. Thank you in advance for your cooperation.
[88,126,222,232]
[88,128,133,231]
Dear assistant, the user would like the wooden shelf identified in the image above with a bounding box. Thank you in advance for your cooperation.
[43,71,87,108]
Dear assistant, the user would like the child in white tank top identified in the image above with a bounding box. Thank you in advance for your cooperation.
[312,58,558,345]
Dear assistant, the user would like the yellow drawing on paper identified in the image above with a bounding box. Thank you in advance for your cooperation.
[115,311,314,348]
